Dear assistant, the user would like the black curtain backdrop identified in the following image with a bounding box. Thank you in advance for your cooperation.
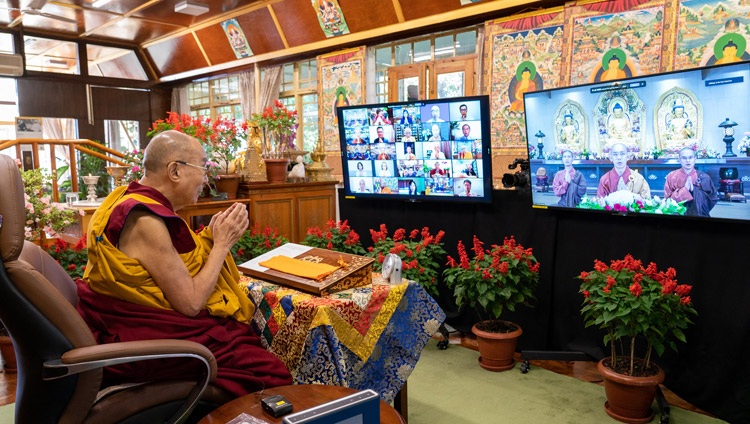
[338,188,750,424]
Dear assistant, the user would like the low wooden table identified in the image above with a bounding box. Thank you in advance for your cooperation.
[198,384,405,424]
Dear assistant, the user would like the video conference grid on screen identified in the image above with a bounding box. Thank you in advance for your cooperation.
[340,97,490,201]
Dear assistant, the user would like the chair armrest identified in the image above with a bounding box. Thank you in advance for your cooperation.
[44,339,217,379]
[43,339,217,424]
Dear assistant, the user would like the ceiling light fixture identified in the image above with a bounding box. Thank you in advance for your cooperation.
[175,0,209,16]
[91,0,113,8]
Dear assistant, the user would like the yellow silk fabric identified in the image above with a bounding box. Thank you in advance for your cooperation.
[259,255,340,280]
[83,186,254,323]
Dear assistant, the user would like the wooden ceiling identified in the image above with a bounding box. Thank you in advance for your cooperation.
[0,0,546,83]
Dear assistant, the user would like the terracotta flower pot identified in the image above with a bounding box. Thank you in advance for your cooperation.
[264,158,289,183]
[214,173,241,199]
[0,335,17,374]
[471,320,522,372]
[597,357,665,423]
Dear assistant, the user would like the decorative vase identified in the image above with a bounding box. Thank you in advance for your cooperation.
[214,173,241,199]
[471,320,523,372]
[597,357,665,424]
[0,335,17,373]
[264,158,289,183]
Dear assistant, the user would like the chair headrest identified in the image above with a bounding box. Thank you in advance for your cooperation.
[0,154,25,263]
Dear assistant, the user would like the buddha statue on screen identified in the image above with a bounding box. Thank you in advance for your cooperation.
[654,88,703,156]
[604,102,639,154]
[556,110,582,154]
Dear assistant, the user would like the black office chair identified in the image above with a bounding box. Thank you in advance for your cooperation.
[0,153,232,423]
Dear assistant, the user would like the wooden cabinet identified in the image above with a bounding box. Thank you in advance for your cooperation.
[64,181,338,244]
[246,181,337,242]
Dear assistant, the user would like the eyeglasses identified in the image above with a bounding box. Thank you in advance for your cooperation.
[174,160,209,174]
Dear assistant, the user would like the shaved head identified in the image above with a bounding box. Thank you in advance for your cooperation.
[143,130,204,176]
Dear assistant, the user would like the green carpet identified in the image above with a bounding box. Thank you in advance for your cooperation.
[408,342,728,424]
[0,346,728,424]
[0,402,13,422]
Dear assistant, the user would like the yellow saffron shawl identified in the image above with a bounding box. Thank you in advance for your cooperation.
[83,185,254,323]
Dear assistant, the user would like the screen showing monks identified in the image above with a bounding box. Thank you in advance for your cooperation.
[524,61,750,222]
[339,95,492,203]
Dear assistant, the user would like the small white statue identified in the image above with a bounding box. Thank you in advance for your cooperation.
[288,155,305,179]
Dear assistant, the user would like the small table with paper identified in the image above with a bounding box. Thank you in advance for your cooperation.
[236,244,446,404]
[237,243,375,296]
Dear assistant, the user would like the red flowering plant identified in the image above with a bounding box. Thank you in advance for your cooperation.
[46,236,88,279]
[365,224,446,298]
[302,219,366,256]
[148,112,246,176]
[230,226,289,264]
[444,236,540,325]
[578,255,697,376]
[249,100,298,159]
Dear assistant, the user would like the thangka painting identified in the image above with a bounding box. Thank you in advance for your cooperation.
[569,4,665,86]
[221,18,253,59]
[676,0,750,69]
[312,0,350,38]
[486,8,565,149]
[318,47,365,151]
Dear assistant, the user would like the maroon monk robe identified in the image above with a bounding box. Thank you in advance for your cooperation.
[76,281,292,397]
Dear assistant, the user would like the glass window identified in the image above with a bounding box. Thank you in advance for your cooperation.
[281,63,294,92]
[413,40,431,63]
[188,76,240,119]
[301,93,318,152]
[189,81,210,109]
[86,44,147,81]
[456,30,477,57]
[394,43,411,66]
[24,36,79,75]
[279,59,318,153]
[435,35,454,60]
[299,59,317,90]
[0,33,14,53]
[104,120,139,153]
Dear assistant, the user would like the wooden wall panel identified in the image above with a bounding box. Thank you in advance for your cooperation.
[339,0,400,31]
[17,79,87,119]
[236,9,286,54]
[196,25,238,66]
[272,0,327,47]
[400,0,463,21]
[146,34,209,78]
[91,87,151,121]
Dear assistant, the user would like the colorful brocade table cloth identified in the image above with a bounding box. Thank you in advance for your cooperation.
[240,275,445,403]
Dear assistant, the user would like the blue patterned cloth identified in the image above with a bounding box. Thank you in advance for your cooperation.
[242,277,445,403]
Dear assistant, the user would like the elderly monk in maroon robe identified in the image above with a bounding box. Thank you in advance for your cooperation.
[664,147,718,217]
[597,142,651,199]
[77,130,292,396]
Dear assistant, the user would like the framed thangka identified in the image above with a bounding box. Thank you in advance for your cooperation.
[312,0,350,38]
[569,4,665,86]
[485,8,565,149]
[318,47,365,151]
[221,18,253,59]
[676,0,750,69]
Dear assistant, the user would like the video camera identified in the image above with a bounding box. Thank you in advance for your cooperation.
[501,158,530,189]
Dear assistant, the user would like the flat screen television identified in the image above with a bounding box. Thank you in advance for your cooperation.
[523,61,750,222]
[337,95,493,203]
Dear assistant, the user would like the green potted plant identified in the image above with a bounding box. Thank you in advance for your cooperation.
[365,224,446,299]
[577,254,697,422]
[302,219,366,256]
[443,235,540,371]
[22,168,79,244]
